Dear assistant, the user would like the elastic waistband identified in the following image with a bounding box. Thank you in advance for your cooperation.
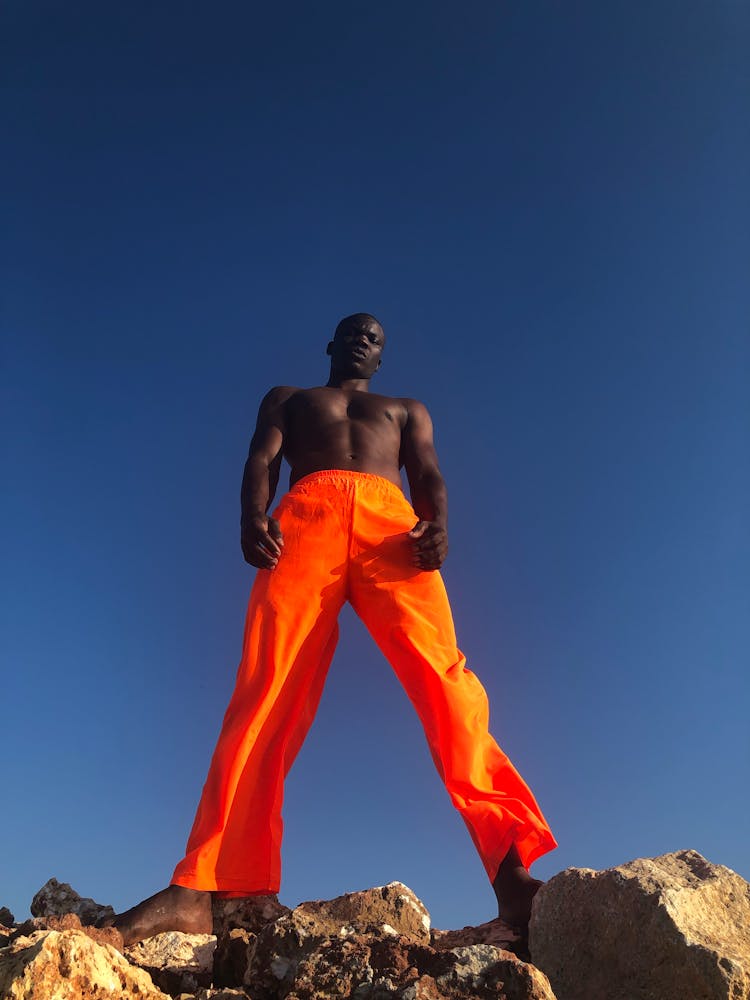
[288,469,406,501]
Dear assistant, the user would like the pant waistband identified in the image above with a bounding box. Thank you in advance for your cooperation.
[289,469,406,501]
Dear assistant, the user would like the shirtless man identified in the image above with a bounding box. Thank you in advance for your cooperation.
[105,312,556,945]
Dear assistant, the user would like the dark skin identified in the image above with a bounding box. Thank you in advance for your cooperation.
[100,314,540,946]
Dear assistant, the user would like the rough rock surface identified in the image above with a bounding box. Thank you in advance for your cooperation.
[10,911,123,951]
[213,926,256,989]
[0,928,168,999]
[0,910,14,929]
[212,894,290,937]
[248,881,433,997]
[529,849,750,1000]
[191,990,250,999]
[126,931,217,994]
[432,917,524,955]
[245,882,553,1000]
[30,877,115,925]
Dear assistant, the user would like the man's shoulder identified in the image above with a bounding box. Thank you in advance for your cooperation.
[261,385,301,406]
[400,396,431,418]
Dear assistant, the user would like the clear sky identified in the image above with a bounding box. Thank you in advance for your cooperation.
[2,2,748,929]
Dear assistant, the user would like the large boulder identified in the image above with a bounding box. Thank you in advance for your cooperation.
[529,849,750,1000]
[0,928,168,999]
[30,877,115,926]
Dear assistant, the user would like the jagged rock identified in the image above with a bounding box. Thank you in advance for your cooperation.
[0,909,14,928]
[10,911,123,951]
[30,877,115,925]
[194,990,251,999]
[431,917,523,954]
[529,849,750,1000]
[269,936,555,999]
[249,882,432,997]
[245,882,551,999]
[212,894,290,937]
[296,883,431,944]
[126,931,217,994]
[424,945,556,999]
[211,895,288,990]
[213,927,256,988]
[0,928,168,998]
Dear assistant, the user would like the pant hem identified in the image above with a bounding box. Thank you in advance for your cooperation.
[171,872,280,895]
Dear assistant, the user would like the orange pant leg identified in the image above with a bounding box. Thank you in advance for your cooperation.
[171,485,349,894]
[348,479,557,880]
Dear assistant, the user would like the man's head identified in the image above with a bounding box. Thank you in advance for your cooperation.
[326,312,385,381]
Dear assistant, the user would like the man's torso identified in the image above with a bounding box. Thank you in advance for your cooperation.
[277,386,410,488]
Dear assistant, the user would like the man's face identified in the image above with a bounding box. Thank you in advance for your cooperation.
[328,318,385,378]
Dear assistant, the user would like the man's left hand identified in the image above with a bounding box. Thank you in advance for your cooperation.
[408,521,448,571]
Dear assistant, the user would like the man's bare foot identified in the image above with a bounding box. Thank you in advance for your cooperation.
[492,844,544,931]
[96,885,212,948]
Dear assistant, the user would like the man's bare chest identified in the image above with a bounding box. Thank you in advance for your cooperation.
[286,391,406,437]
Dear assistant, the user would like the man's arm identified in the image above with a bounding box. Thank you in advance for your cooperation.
[401,399,449,571]
[240,386,295,569]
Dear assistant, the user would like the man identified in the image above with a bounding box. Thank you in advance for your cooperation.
[106,312,557,945]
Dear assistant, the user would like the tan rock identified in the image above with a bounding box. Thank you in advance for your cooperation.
[428,944,556,999]
[0,928,168,999]
[126,931,217,994]
[529,849,750,1000]
[30,877,115,926]
[10,912,123,951]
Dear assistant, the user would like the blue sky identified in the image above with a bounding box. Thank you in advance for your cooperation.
[2,2,748,929]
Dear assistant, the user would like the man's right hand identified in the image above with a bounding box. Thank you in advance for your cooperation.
[241,514,284,569]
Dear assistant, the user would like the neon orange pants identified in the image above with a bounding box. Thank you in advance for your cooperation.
[171,470,557,895]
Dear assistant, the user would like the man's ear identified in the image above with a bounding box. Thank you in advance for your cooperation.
[326,341,334,356]
[377,359,382,368]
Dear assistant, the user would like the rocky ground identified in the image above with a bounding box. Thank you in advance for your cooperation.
[1,850,748,999]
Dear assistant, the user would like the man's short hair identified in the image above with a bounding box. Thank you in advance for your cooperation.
[334,313,383,338]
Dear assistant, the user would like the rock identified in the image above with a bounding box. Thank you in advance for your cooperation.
[431,917,524,955]
[0,928,168,998]
[210,895,290,991]
[194,990,251,999]
[30,877,115,925]
[0,908,14,928]
[246,882,551,999]
[424,945,556,999]
[212,894,290,937]
[213,927,256,989]
[126,931,217,994]
[10,911,123,951]
[249,882,432,997]
[296,882,431,945]
[529,849,750,1000]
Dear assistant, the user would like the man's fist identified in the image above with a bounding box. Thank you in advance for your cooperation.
[241,514,284,569]
[408,520,448,571]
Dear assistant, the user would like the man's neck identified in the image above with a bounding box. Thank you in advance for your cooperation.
[325,375,371,392]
